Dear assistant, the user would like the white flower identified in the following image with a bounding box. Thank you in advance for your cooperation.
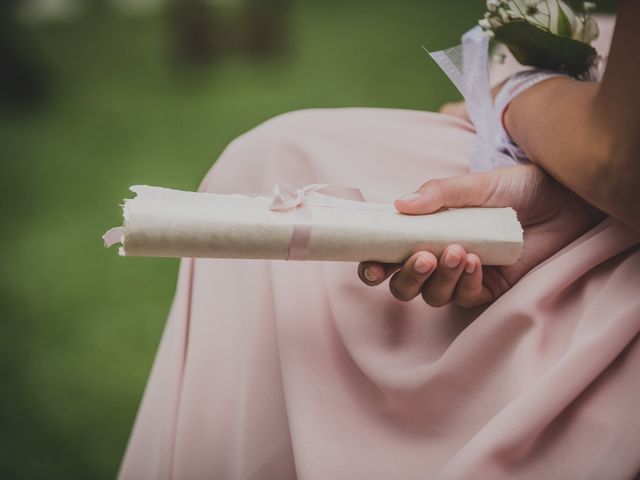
[497,6,511,22]
[478,0,599,74]
[487,0,502,12]
[478,10,506,31]
[508,0,577,36]
[479,18,493,30]
[553,0,580,36]
[481,0,599,45]
[580,15,599,42]
[521,1,552,28]
[507,0,538,18]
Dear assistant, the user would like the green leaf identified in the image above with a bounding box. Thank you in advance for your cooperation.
[493,20,597,76]
[555,4,571,38]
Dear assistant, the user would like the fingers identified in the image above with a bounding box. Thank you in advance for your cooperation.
[395,173,498,215]
[421,245,467,307]
[358,261,400,286]
[388,251,437,301]
[394,164,550,217]
[360,248,492,308]
[452,254,493,308]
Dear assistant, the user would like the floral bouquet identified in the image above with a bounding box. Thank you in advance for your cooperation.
[479,1,600,77]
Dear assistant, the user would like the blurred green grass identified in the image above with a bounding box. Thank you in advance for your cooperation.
[0,1,486,478]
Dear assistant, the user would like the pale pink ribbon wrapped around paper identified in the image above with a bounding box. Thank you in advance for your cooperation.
[268,182,371,260]
[102,183,523,264]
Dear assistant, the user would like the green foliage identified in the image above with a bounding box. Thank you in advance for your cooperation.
[555,3,572,38]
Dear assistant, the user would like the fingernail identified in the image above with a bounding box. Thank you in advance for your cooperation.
[399,192,421,203]
[465,258,476,274]
[364,267,378,282]
[444,251,462,269]
[414,256,432,274]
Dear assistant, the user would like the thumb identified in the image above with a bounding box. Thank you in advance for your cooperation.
[394,165,535,214]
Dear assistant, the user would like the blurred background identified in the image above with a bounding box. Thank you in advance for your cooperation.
[0,0,617,478]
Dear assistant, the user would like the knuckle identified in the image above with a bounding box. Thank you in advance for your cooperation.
[456,280,477,293]
[418,178,438,194]
[438,269,462,284]
[423,178,441,191]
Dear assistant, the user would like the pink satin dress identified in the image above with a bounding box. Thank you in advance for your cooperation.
[118,17,640,480]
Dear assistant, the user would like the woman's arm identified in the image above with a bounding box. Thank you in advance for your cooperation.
[504,0,640,230]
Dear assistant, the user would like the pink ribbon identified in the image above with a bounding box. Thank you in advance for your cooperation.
[269,182,366,260]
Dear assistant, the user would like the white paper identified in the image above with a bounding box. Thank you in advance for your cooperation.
[104,185,523,265]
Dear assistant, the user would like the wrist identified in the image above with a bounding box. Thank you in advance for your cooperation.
[501,76,573,161]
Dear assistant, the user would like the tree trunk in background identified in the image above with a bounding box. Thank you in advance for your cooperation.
[168,0,219,66]
[87,0,109,12]
[0,0,49,109]
[245,0,292,58]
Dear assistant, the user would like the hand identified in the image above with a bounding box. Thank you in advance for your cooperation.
[357,164,604,307]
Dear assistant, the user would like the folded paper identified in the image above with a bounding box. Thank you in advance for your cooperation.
[103,185,523,265]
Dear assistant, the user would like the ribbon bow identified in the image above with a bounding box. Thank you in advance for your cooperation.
[268,182,366,260]
[269,182,365,211]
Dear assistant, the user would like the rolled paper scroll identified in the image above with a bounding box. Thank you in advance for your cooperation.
[102,185,523,265]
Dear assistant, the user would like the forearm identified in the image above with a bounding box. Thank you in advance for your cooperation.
[503,1,640,231]
[504,77,639,230]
